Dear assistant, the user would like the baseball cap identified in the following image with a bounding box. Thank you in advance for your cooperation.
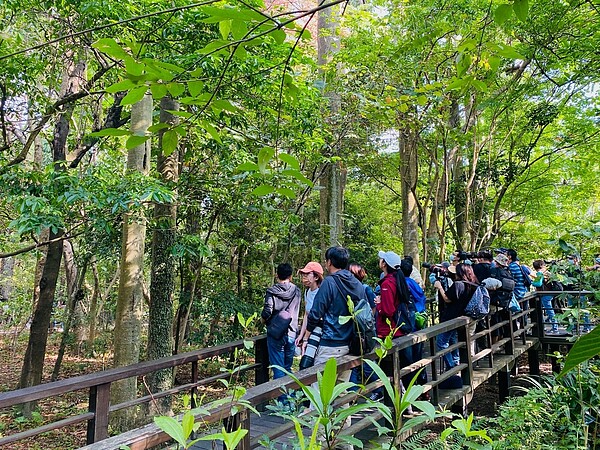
[494,253,510,267]
[378,250,401,269]
[298,261,324,276]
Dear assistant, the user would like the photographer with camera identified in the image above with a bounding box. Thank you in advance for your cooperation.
[432,263,480,371]
[422,260,453,324]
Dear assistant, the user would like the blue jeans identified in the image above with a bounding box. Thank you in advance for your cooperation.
[436,330,459,371]
[268,335,296,380]
[350,361,381,395]
[540,295,558,331]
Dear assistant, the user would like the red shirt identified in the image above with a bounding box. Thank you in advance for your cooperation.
[376,273,403,338]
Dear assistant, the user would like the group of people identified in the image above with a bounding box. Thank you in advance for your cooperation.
[259,246,597,403]
[259,246,427,403]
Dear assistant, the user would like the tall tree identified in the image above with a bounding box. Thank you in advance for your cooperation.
[146,96,179,415]
[111,92,152,430]
[17,55,86,413]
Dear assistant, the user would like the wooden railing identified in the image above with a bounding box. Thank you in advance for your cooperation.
[0,335,270,447]
[3,290,590,449]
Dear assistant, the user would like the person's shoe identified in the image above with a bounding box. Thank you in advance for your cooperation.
[368,391,384,402]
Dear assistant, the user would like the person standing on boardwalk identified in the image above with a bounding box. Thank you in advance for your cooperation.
[261,263,301,380]
[302,247,365,377]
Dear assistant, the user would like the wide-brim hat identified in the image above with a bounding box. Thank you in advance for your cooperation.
[298,261,324,276]
[378,250,401,269]
[494,253,510,267]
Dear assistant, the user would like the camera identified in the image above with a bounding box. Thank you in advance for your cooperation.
[456,251,477,261]
[422,262,447,276]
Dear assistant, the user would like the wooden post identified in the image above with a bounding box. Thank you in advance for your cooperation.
[457,322,472,389]
[429,337,439,406]
[532,294,545,339]
[87,383,110,444]
[549,344,561,373]
[498,366,511,403]
[528,343,540,376]
[255,337,270,386]
[191,361,199,409]
[224,409,250,450]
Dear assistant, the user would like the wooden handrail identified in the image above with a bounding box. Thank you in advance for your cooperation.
[5,290,583,448]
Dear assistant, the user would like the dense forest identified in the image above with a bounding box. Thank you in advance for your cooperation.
[0,0,599,446]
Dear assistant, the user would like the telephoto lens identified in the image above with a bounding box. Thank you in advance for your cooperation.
[299,326,322,370]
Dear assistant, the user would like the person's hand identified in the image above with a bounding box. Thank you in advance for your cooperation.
[374,295,381,305]
[295,336,303,347]
[301,340,308,355]
[433,280,442,290]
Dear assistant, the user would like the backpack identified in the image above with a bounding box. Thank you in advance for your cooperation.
[393,296,417,334]
[520,265,532,288]
[332,277,377,355]
[490,267,515,308]
[463,282,490,320]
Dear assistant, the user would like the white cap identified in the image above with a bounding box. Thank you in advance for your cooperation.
[378,250,401,269]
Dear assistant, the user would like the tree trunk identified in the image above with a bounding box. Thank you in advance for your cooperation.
[17,56,85,415]
[52,242,88,381]
[317,2,345,255]
[398,120,420,266]
[111,92,152,431]
[147,96,179,416]
[0,257,15,302]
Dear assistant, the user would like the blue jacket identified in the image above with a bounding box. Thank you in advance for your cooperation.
[306,270,366,347]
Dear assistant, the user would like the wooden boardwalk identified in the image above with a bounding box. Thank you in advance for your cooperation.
[190,336,540,450]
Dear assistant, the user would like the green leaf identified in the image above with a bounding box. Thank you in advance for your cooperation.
[89,128,130,137]
[125,135,150,150]
[167,82,186,98]
[319,358,338,408]
[147,123,170,133]
[188,80,204,97]
[338,315,352,325]
[447,77,469,90]
[278,153,300,170]
[162,130,178,156]
[124,56,145,77]
[257,147,275,174]
[494,44,524,59]
[181,412,195,440]
[558,326,600,377]
[200,6,263,22]
[212,99,238,113]
[494,4,513,24]
[231,20,248,40]
[121,86,148,106]
[236,162,259,172]
[219,19,232,39]
[92,38,129,60]
[281,169,313,186]
[276,187,296,198]
[271,29,286,45]
[150,83,168,100]
[456,53,471,77]
[201,121,222,143]
[154,416,187,448]
[251,185,275,196]
[106,79,137,94]
[513,0,529,22]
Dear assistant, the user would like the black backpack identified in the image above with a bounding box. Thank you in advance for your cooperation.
[490,267,515,308]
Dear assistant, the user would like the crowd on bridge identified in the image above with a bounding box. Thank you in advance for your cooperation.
[259,246,599,407]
